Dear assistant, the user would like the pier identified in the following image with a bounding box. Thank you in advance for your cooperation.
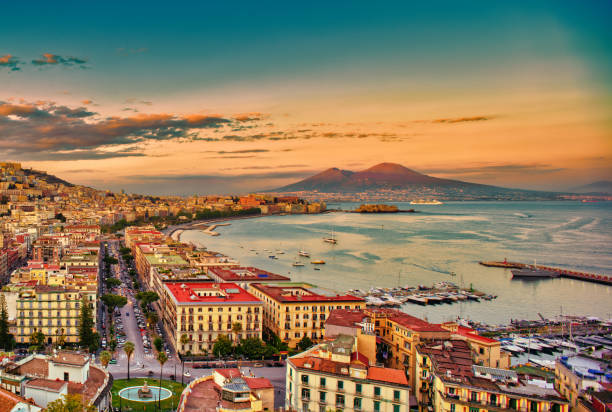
[479,261,612,285]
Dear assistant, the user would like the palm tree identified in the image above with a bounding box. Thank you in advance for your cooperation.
[99,350,112,369]
[180,334,189,385]
[231,322,242,344]
[157,352,168,410]
[124,341,135,380]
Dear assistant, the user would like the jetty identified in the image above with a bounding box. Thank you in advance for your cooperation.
[479,261,612,286]
[202,223,230,236]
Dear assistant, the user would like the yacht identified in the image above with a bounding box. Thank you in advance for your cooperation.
[323,229,337,244]
[298,250,310,257]
[292,261,305,267]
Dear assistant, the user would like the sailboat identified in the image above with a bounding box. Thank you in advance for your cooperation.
[323,228,337,244]
[298,248,310,257]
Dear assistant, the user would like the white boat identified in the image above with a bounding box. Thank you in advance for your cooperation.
[323,228,337,244]
[292,261,305,267]
[276,250,285,254]
[298,250,310,257]
[501,344,525,354]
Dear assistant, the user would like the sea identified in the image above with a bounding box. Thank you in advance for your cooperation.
[180,201,612,325]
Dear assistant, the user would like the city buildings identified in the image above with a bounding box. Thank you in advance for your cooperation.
[161,282,263,355]
[286,334,414,412]
[177,368,274,412]
[0,350,112,411]
[248,283,366,348]
[555,352,612,409]
[415,340,569,412]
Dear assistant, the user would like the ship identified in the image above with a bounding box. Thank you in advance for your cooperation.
[511,267,560,279]
[410,199,443,205]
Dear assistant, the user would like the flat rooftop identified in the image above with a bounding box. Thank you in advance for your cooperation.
[250,283,364,304]
[165,282,261,305]
[208,266,290,282]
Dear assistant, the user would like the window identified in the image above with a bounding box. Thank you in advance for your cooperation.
[393,390,400,402]
[374,401,380,412]
[319,391,326,403]
[530,402,539,412]
[374,386,381,397]
[320,377,326,387]
[470,392,478,402]
[354,397,362,410]
[337,380,344,390]
[393,405,400,412]
[301,388,310,400]
[508,398,517,410]
[355,383,362,394]
[335,394,344,407]
[301,374,309,385]
[469,408,479,412]
[450,405,455,412]
[479,347,485,355]
[63,372,69,381]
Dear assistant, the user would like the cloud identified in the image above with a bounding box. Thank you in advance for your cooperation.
[216,149,269,154]
[81,100,93,105]
[425,163,565,177]
[233,112,265,122]
[430,116,491,123]
[0,100,232,160]
[125,98,153,106]
[31,53,88,68]
[17,149,147,161]
[0,54,22,71]
[131,170,312,182]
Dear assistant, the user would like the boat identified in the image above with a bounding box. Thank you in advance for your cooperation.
[323,228,337,244]
[511,267,560,279]
[313,267,321,271]
[410,199,443,205]
[292,261,305,267]
[298,250,310,257]
[311,260,326,264]
[276,250,285,255]
[268,255,277,259]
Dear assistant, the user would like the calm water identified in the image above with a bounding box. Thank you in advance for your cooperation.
[181,201,612,324]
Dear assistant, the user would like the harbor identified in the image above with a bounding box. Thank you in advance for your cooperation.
[480,260,612,285]
[347,281,497,307]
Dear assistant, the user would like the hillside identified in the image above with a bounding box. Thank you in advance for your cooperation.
[26,168,74,187]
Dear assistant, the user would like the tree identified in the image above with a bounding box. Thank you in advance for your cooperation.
[124,341,135,380]
[297,336,313,351]
[105,278,122,288]
[78,296,95,351]
[103,256,118,265]
[153,336,163,353]
[146,311,159,326]
[180,334,189,385]
[89,332,100,353]
[135,291,159,311]
[101,294,127,314]
[29,330,46,352]
[54,212,67,222]
[212,334,233,358]
[46,394,96,412]
[237,337,266,360]
[99,350,112,368]
[231,322,243,344]
[109,339,118,353]
[157,352,168,409]
[0,295,15,350]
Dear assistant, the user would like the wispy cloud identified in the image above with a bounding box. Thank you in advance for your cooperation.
[125,98,153,106]
[425,163,565,177]
[0,54,22,71]
[424,115,492,124]
[31,53,88,68]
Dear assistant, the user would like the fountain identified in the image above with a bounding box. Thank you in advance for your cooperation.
[118,380,172,403]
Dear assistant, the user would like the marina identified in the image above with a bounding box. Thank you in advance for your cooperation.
[347,281,497,307]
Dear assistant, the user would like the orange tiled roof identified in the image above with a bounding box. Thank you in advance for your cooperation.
[366,367,409,385]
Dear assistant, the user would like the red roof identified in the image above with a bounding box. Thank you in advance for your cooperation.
[454,326,498,344]
[326,309,369,328]
[165,282,261,304]
[367,367,409,386]
[251,284,364,303]
[244,377,273,389]
[215,368,242,379]
[370,308,447,332]
[350,352,369,366]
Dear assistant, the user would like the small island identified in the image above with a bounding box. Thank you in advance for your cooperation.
[353,204,415,213]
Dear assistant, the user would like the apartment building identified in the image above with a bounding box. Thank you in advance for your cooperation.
[248,283,365,348]
[287,334,414,412]
[133,243,188,287]
[415,340,569,412]
[124,226,164,249]
[15,285,97,345]
[440,322,511,369]
[555,352,611,409]
[161,282,262,355]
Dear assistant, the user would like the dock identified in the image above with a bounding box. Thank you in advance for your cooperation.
[480,261,612,286]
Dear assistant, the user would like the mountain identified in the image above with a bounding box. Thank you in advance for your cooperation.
[274,162,562,200]
[569,181,612,195]
[277,162,482,192]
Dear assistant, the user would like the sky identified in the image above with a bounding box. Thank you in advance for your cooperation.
[1,1,611,195]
